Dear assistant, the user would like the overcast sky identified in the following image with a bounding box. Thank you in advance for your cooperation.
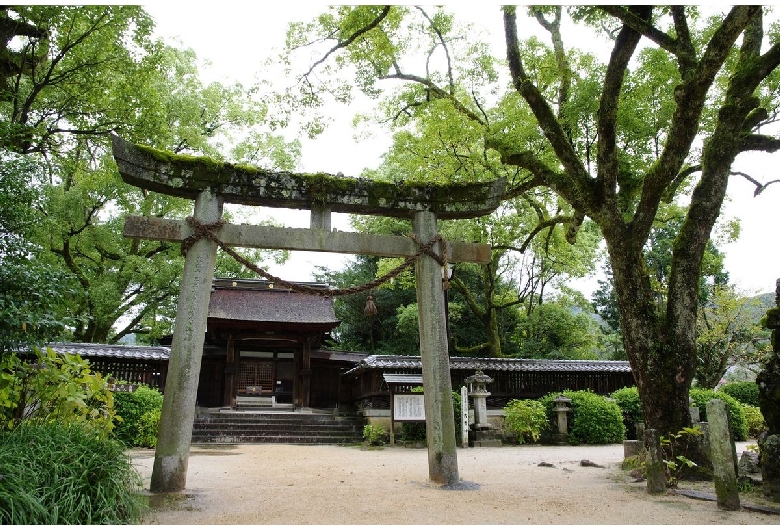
[144,4,780,297]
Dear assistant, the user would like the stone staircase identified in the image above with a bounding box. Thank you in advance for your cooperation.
[191,410,365,445]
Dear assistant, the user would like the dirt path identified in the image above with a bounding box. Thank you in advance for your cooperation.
[131,443,778,525]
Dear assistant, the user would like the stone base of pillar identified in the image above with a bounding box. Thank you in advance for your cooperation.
[468,427,502,447]
[623,439,644,458]
[552,433,569,446]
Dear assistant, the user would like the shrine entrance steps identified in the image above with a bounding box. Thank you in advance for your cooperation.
[191,409,365,445]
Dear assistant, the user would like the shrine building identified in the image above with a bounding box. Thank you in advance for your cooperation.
[46,278,635,416]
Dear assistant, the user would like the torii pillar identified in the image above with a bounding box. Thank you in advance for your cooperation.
[413,210,458,483]
[151,189,222,492]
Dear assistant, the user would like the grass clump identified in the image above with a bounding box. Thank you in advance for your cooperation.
[0,422,143,524]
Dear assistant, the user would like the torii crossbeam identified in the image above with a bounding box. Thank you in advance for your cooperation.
[111,134,505,491]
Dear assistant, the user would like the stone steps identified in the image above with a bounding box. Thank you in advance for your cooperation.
[191,411,365,445]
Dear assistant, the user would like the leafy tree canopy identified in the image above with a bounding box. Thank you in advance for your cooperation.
[0,5,298,347]
[277,5,780,438]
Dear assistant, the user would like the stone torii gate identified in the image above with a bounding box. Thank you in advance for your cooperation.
[111,134,505,492]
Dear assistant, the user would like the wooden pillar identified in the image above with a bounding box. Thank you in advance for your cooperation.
[223,335,236,408]
[412,209,459,485]
[293,347,301,409]
[301,336,312,410]
[150,189,222,493]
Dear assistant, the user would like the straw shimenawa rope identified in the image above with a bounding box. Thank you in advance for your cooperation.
[181,216,450,296]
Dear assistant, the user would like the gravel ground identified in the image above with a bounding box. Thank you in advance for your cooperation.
[130,442,778,525]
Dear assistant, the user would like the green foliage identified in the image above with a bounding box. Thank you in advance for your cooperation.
[515,300,605,359]
[451,389,463,446]
[0,422,143,524]
[719,381,760,407]
[362,423,387,446]
[689,388,748,442]
[0,5,297,345]
[540,390,625,444]
[286,3,780,443]
[742,405,766,439]
[400,421,427,442]
[696,286,772,389]
[0,152,75,353]
[135,408,162,448]
[0,348,115,432]
[112,385,164,447]
[660,426,703,488]
[610,386,644,439]
[503,399,548,444]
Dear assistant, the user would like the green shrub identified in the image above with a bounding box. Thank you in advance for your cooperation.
[503,399,548,444]
[0,348,115,432]
[689,388,748,441]
[719,381,760,407]
[540,390,625,444]
[610,386,644,439]
[362,423,387,446]
[451,390,463,446]
[0,422,143,524]
[742,404,766,439]
[400,421,427,442]
[113,385,163,447]
[135,408,162,448]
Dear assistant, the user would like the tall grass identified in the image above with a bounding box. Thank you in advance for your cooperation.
[0,422,144,524]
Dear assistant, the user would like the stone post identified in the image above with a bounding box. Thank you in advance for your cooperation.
[645,429,666,494]
[707,399,740,510]
[150,189,222,493]
[552,395,572,445]
[412,210,459,485]
[460,385,469,449]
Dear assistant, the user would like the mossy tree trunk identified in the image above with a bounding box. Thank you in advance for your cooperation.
[500,5,779,437]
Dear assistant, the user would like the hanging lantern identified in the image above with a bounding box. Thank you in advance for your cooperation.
[364,295,378,317]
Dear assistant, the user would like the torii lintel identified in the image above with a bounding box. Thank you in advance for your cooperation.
[111,134,506,220]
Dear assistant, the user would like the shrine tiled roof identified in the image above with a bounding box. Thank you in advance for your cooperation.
[344,354,632,376]
[208,279,339,326]
[46,342,170,361]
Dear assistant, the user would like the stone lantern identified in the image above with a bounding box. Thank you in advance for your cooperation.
[464,370,501,447]
[552,395,572,445]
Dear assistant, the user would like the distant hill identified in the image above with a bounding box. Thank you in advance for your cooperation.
[750,291,775,323]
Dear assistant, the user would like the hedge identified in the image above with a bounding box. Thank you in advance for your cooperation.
[689,388,748,441]
[540,390,625,444]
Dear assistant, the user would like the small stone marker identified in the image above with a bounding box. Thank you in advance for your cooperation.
[552,394,572,445]
[707,399,740,511]
[645,428,666,494]
[460,385,469,449]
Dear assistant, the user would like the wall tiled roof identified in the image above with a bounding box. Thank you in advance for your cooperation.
[46,342,170,361]
[345,354,632,376]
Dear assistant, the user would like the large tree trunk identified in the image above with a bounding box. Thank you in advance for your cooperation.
[604,229,695,437]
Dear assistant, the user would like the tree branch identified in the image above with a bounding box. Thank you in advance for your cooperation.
[381,71,485,124]
[302,6,392,79]
[414,6,455,95]
[732,171,780,196]
[595,6,649,207]
[598,5,696,72]
[503,7,594,211]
